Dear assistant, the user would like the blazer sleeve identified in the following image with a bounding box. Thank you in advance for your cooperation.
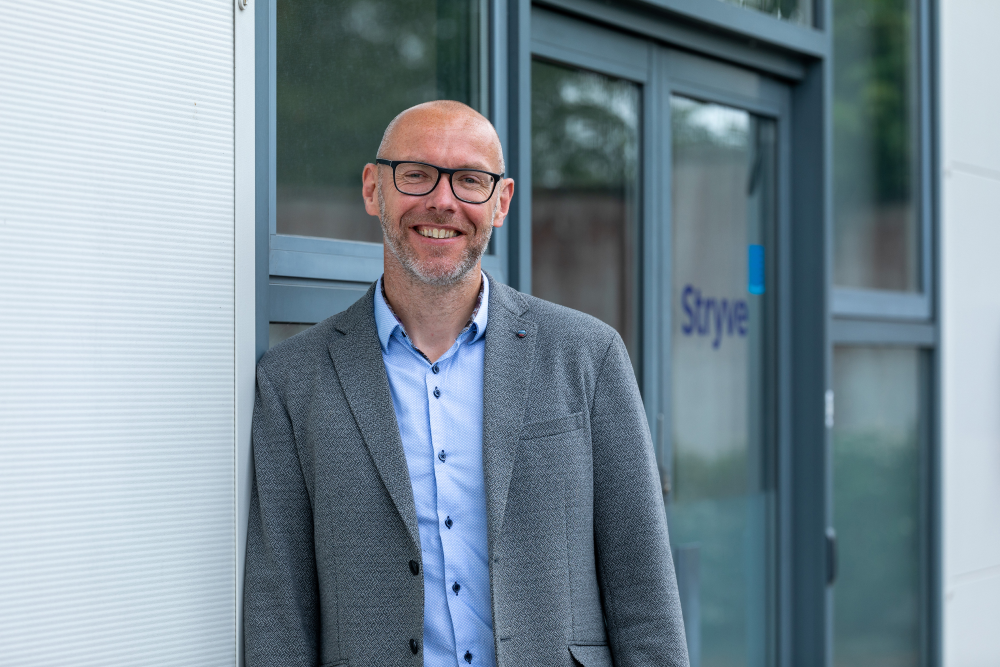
[244,364,319,667]
[590,333,690,667]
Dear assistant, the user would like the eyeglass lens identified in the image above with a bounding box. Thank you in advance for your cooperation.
[394,162,495,203]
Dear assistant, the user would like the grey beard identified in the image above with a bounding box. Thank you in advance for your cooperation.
[378,182,495,287]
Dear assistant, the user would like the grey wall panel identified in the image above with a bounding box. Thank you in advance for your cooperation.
[0,1,235,665]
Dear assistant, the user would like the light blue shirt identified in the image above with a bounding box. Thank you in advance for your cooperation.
[374,273,496,667]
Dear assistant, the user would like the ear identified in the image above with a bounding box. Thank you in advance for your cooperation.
[362,163,381,217]
[491,178,515,228]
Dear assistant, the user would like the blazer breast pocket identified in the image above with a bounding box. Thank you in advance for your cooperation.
[569,643,612,667]
[518,411,586,441]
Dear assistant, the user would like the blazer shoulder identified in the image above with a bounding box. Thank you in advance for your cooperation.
[489,278,616,341]
[519,292,619,347]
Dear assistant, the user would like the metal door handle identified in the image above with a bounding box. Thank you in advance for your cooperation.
[826,527,837,585]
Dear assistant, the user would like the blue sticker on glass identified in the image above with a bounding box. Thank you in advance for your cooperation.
[748,244,765,295]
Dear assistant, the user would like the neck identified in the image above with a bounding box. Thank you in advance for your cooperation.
[382,261,483,363]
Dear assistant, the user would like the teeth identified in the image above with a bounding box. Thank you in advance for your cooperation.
[418,227,458,239]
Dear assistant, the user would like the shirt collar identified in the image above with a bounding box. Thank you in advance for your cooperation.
[374,272,490,353]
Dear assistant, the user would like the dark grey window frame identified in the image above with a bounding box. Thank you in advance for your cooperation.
[252,0,941,664]
[828,0,937,320]
[257,0,512,332]
[509,2,940,666]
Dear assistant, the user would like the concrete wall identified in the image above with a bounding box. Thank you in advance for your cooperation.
[940,2,1000,665]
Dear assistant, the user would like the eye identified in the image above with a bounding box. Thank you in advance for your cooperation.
[458,172,489,187]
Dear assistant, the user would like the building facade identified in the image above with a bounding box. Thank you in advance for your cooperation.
[1,0,998,665]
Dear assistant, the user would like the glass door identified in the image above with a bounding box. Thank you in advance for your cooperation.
[663,54,788,667]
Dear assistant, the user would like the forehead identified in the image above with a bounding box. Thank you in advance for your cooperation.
[389,111,500,170]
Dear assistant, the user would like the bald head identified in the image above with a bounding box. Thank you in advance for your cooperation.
[376,100,505,174]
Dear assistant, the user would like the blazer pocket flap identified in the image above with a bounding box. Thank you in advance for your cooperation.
[519,411,586,440]
[568,643,612,667]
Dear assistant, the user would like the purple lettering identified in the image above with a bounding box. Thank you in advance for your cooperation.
[681,285,695,335]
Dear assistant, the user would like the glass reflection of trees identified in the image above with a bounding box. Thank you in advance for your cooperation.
[530,60,640,372]
[531,63,639,192]
[719,0,812,26]
[833,0,919,291]
[277,0,485,242]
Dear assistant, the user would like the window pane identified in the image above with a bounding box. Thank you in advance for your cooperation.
[719,0,812,26]
[277,0,487,243]
[833,347,923,667]
[530,60,641,372]
[269,322,314,349]
[668,96,778,667]
[833,0,920,291]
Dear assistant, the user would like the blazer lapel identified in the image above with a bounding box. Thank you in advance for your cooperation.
[482,280,537,556]
[329,287,420,551]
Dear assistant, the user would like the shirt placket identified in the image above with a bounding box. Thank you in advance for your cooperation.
[426,335,481,666]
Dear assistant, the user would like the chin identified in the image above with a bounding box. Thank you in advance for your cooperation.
[382,217,490,287]
[405,260,477,286]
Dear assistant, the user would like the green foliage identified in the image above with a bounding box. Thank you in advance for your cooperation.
[531,60,639,192]
[719,0,810,24]
[833,0,916,207]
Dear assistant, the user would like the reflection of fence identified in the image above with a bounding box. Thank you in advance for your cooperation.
[674,543,701,667]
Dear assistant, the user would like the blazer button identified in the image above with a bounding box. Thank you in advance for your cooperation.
[409,638,420,654]
[516,329,527,338]
[409,560,420,576]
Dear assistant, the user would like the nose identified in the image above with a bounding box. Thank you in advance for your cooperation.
[423,171,461,211]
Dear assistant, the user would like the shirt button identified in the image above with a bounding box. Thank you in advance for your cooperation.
[409,560,420,576]
[433,387,441,398]
[432,364,440,374]
[438,450,446,462]
[410,638,420,654]
[464,650,473,663]
[445,516,453,529]
[452,582,461,594]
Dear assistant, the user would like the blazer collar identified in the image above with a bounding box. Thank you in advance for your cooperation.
[329,282,421,551]
[480,275,536,555]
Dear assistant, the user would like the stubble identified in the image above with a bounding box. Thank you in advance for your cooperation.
[377,180,496,287]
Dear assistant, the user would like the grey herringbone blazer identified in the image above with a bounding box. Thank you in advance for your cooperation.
[244,277,689,667]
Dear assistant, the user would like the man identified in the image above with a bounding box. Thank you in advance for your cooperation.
[244,100,689,667]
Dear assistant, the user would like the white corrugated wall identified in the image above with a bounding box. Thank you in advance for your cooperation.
[0,1,237,664]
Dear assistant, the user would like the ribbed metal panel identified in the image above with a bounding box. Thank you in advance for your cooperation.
[0,1,235,665]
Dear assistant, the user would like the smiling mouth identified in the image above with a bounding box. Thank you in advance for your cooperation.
[417,227,459,239]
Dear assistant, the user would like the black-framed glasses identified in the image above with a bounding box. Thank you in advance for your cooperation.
[375,159,504,205]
